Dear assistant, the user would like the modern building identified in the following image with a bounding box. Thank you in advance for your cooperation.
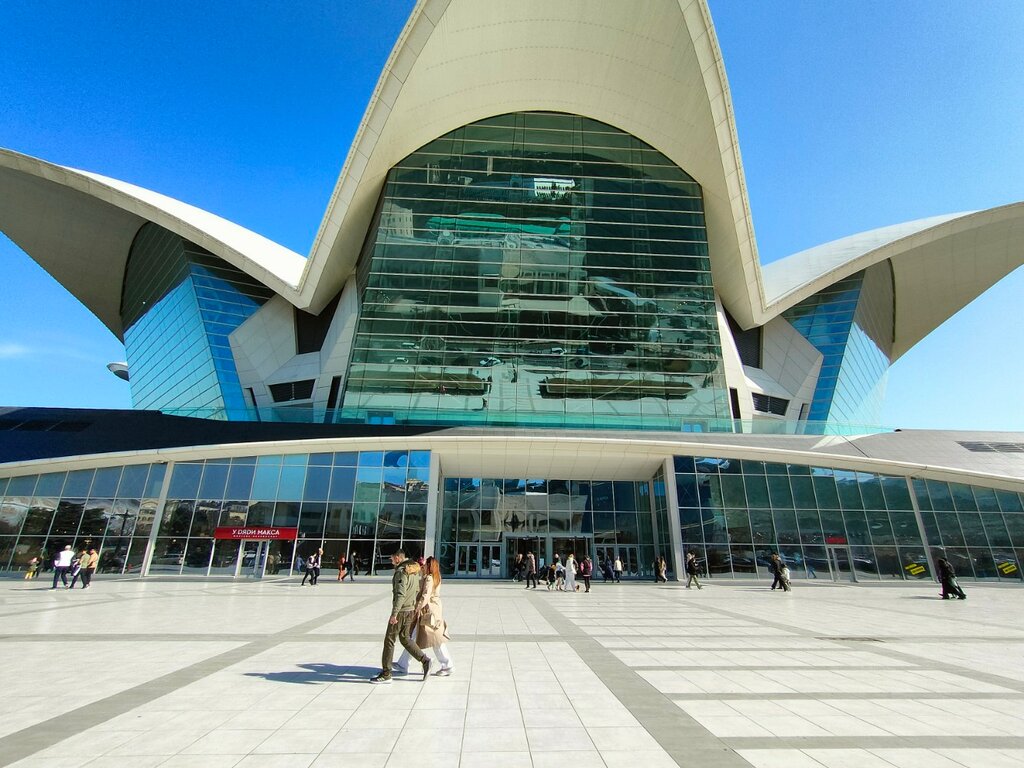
[2,0,1023,583]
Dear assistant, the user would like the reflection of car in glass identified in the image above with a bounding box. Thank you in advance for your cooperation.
[479,356,502,367]
[548,347,565,355]
[388,356,410,364]
[152,554,184,567]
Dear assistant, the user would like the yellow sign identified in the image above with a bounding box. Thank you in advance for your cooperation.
[905,563,926,576]
[997,561,1018,575]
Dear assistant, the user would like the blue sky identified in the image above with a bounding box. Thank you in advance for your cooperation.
[1,1,1022,430]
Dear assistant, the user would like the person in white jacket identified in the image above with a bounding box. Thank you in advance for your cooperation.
[564,554,578,593]
[395,556,454,676]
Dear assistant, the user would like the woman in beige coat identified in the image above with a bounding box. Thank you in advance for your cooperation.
[395,556,454,676]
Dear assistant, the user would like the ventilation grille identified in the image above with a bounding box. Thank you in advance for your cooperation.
[268,380,316,403]
[752,393,789,416]
[958,441,1024,454]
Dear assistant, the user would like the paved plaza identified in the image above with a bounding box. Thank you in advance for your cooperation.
[1,576,1023,768]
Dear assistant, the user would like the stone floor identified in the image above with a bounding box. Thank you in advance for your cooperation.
[1,575,1023,768]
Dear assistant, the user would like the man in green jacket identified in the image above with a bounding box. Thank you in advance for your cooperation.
[371,550,431,684]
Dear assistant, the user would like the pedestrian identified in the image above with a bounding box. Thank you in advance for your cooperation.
[348,552,359,580]
[81,547,98,588]
[525,551,538,589]
[337,554,348,582]
[936,557,967,600]
[51,546,74,589]
[768,553,790,592]
[685,551,703,590]
[371,550,431,684]
[564,554,578,593]
[546,560,558,590]
[554,555,566,591]
[68,548,87,588]
[395,556,454,677]
[25,556,39,581]
[512,553,524,582]
[301,549,321,586]
[580,556,593,592]
[602,558,614,582]
[613,555,623,583]
[655,556,668,583]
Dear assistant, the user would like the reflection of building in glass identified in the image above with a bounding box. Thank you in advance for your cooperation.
[2,0,1023,584]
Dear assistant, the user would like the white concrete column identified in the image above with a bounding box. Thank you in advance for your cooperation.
[424,451,441,558]
[141,460,173,577]
[663,456,686,580]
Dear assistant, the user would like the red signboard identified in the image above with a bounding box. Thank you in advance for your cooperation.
[214,527,298,541]
[825,535,848,545]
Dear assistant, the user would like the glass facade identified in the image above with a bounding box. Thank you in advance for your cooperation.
[338,111,731,430]
[154,450,431,577]
[0,464,165,576]
[674,456,1024,582]
[782,265,892,426]
[915,478,1024,581]
[122,223,273,418]
[440,478,656,578]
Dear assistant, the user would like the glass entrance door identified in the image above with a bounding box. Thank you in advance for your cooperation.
[455,542,503,577]
[828,546,857,582]
[237,540,269,578]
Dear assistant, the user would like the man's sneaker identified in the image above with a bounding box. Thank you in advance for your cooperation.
[421,658,432,681]
[433,667,453,677]
[369,673,392,685]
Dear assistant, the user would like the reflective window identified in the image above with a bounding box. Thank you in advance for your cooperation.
[337,111,730,431]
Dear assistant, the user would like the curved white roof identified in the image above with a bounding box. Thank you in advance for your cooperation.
[1,0,1022,356]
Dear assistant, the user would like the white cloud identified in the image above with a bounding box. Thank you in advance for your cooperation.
[0,342,31,359]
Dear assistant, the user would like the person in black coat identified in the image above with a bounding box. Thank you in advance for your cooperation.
[936,557,967,600]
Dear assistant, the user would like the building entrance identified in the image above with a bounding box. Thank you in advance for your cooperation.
[827,546,857,582]
[455,542,502,577]
[595,544,640,577]
[237,540,269,578]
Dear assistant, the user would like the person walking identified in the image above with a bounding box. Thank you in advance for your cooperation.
[564,554,578,593]
[546,559,558,590]
[68,548,87,589]
[936,557,967,600]
[301,549,321,586]
[512,553,524,582]
[602,558,614,583]
[25,556,39,581]
[81,547,98,588]
[554,555,566,591]
[580,555,593,592]
[337,554,348,582]
[525,551,538,589]
[371,550,431,684]
[768,553,790,592]
[613,555,623,583]
[655,556,668,583]
[685,552,703,590]
[347,552,358,580]
[395,556,454,676]
[51,546,74,589]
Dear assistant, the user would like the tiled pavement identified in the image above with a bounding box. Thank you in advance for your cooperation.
[1,576,1023,767]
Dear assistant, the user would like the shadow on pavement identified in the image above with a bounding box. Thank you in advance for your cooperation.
[244,663,378,685]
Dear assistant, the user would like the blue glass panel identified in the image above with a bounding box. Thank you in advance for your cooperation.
[251,465,281,500]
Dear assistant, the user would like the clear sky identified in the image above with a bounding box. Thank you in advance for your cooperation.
[1,1,1022,431]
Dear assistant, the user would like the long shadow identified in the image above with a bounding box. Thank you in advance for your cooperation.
[244,663,379,685]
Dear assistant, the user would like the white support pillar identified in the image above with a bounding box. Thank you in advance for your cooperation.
[424,451,441,558]
[140,460,173,577]
[663,456,686,580]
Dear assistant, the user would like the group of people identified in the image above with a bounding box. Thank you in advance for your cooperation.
[47,545,98,589]
[300,550,359,586]
[372,550,453,683]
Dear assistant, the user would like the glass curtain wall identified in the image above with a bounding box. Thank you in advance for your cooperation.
[0,465,165,575]
[674,456,1024,582]
[782,265,892,427]
[153,450,430,577]
[440,478,655,577]
[339,111,730,430]
[652,466,674,575]
[914,479,1024,581]
[122,223,273,420]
